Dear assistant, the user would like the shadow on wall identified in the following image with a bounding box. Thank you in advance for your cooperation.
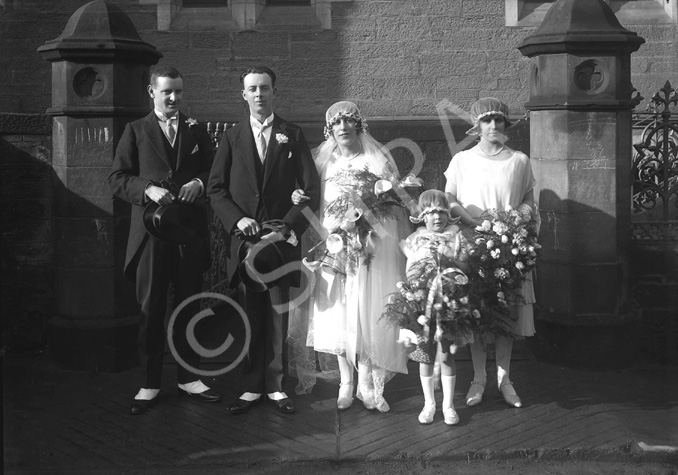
[528,188,644,369]
[0,136,53,353]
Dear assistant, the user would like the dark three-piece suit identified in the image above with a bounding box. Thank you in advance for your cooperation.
[207,114,320,394]
[108,111,214,388]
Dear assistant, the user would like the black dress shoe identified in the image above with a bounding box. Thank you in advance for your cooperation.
[229,397,261,415]
[269,397,296,414]
[130,398,155,415]
[178,388,222,403]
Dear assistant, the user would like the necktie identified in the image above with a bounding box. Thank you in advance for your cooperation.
[164,115,177,145]
[253,122,271,163]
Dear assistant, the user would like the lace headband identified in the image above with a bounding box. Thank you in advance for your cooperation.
[474,110,508,124]
[323,112,368,139]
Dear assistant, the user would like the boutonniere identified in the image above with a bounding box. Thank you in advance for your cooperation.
[275,133,289,144]
[185,118,198,127]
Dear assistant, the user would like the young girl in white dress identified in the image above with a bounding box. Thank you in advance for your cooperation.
[291,101,409,412]
[399,190,470,425]
[444,97,537,409]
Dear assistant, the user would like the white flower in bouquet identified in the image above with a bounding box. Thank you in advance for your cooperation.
[486,240,495,249]
[302,257,322,271]
[492,221,509,235]
[373,179,392,196]
[511,248,520,256]
[345,206,363,222]
[326,233,344,254]
[515,261,525,271]
[501,234,509,243]
[400,173,424,187]
[491,249,501,259]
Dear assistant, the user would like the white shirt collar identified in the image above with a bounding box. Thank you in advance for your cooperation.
[155,110,178,122]
[250,113,274,129]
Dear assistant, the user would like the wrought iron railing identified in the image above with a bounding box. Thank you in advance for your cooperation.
[204,122,236,295]
[631,81,678,241]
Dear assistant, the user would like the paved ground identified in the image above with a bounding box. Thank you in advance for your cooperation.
[3,344,678,475]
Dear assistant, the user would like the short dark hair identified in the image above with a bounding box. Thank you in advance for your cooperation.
[240,66,277,88]
[150,65,182,86]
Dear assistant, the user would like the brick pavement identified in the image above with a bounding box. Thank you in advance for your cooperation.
[3,348,678,474]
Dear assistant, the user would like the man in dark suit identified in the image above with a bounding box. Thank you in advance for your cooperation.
[207,66,320,414]
[109,65,221,415]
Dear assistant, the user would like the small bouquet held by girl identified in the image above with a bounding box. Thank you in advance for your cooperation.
[382,190,477,426]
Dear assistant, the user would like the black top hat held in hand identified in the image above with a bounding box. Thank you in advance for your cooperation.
[237,224,295,292]
[143,200,206,245]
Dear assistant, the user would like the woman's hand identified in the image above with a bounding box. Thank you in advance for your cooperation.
[291,188,310,205]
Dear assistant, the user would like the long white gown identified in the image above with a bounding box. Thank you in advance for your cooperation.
[444,147,536,336]
[307,151,409,387]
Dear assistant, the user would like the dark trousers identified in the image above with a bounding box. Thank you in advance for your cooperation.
[240,282,291,394]
[136,236,205,388]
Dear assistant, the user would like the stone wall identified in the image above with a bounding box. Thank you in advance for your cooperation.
[1,0,675,121]
[0,113,53,352]
[1,0,675,362]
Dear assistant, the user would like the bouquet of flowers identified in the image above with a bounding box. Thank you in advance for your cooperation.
[464,205,541,334]
[304,167,422,276]
[381,248,478,352]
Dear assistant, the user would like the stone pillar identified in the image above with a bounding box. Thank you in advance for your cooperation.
[517,0,644,368]
[38,0,162,371]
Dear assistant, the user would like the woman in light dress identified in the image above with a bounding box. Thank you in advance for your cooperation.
[444,97,537,409]
[291,101,409,412]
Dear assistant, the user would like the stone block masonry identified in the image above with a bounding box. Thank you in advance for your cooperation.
[2,0,675,122]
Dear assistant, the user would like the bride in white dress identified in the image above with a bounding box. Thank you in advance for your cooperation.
[290,101,409,412]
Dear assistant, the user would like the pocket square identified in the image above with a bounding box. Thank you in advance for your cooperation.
[191,145,200,154]
[288,152,292,159]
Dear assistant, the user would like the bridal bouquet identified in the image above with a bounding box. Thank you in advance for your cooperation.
[381,252,477,350]
[465,205,540,328]
[304,167,421,276]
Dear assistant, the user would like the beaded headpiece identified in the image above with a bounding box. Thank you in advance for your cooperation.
[466,97,513,135]
[324,101,368,139]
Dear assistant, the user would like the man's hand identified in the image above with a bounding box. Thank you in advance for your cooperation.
[178,180,202,204]
[145,185,176,206]
[236,217,261,237]
[291,188,310,205]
